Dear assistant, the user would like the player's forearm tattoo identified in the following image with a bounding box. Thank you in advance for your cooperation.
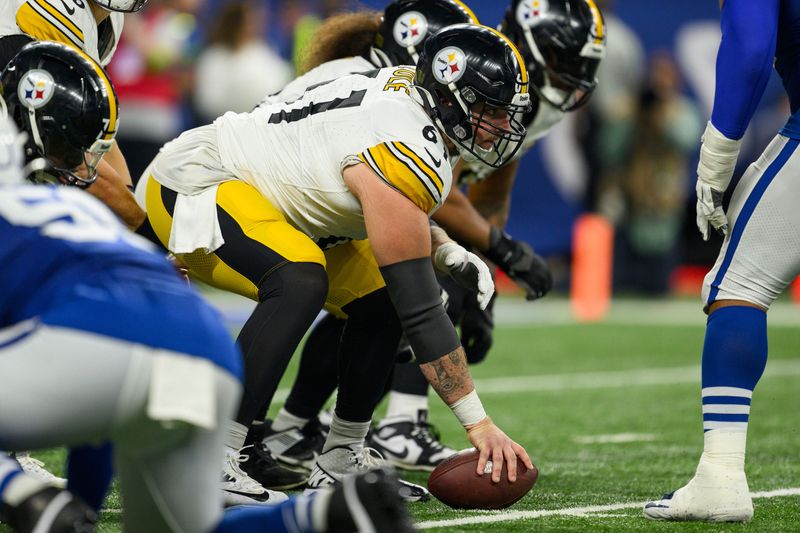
[475,197,510,227]
[420,346,475,404]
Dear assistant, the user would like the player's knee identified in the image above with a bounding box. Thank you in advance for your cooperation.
[258,262,328,310]
[342,288,401,329]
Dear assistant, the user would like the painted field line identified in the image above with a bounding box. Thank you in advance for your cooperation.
[417,487,800,529]
[271,359,800,402]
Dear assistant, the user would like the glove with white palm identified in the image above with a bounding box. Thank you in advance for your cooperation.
[695,121,743,241]
[433,241,495,310]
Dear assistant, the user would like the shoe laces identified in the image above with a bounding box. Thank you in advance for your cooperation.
[353,447,386,471]
[224,448,265,492]
[412,421,445,450]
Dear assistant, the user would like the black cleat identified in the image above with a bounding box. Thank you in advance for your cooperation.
[263,418,326,472]
[242,425,307,490]
[0,486,96,533]
[326,467,417,533]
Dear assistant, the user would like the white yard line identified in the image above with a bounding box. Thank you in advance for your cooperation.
[417,488,800,529]
[271,358,800,402]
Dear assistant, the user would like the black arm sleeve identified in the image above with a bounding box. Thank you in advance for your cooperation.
[379,257,461,363]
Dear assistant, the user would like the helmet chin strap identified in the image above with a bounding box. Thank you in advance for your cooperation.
[369,47,393,68]
[27,107,46,157]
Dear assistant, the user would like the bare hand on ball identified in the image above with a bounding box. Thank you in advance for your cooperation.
[466,417,533,483]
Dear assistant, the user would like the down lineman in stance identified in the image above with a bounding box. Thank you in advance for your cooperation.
[136,23,534,503]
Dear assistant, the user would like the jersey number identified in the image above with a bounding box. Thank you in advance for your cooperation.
[268,89,367,124]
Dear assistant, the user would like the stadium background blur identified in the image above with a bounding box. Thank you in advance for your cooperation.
[109,0,791,300]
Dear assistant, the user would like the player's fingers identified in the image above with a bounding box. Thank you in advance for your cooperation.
[491,445,504,483]
[504,444,518,482]
[512,441,534,470]
[476,446,490,476]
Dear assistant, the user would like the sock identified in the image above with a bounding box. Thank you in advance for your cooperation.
[213,491,331,533]
[700,306,767,466]
[384,391,429,422]
[226,421,249,451]
[66,443,113,512]
[324,412,370,453]
[272,407,311,433]
[0,454,40,507]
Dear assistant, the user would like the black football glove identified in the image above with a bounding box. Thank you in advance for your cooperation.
[0,485,97,533]
[460,292,495,364]
[485,227,552,300]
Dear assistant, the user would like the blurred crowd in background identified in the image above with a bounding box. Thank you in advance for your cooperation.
[108,0,792,298]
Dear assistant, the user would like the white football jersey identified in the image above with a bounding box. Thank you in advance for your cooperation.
[153,66,452,249]
[265,56,376,105]
[0,0,124,66]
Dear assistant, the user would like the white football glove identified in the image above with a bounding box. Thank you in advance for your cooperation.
[433,241,495,310]
[695,121,742,241]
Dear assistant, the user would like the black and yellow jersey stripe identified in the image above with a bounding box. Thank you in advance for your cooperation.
[359,141,445,213]
[16,0,85,50]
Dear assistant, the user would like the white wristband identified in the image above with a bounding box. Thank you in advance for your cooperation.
[448,389,487,428]
[697,121,742,191]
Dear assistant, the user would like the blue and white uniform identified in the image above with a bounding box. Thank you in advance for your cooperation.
[703,0,800,309]
[0,184,242,532]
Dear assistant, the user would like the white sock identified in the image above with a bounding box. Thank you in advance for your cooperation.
[699,428,747,471]
[323,412,370,453]
[272,407,311,432]
[384,391,429,421]
[225,420,248,451]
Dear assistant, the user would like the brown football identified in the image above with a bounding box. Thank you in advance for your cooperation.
[427,448,538,509]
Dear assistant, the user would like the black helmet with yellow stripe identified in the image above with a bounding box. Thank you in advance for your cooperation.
[502,0,606,111]
[374,0,479,67]
[414,23,531,168]
[0,40,118,188]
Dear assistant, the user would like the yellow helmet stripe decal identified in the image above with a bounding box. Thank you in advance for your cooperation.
[585,0,605,44]
[483,25,528,93]
[451,0,480,24]
[75,49,118,140]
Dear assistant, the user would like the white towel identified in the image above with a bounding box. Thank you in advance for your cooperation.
[147,351,217,430]
[168,186,225,254]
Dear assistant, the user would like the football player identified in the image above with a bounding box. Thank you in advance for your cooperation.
[135,22,534,502]
[258,0,483,478]
[0,78,415,533]
[644,0,800,523]
[266,0,606,473]
[0,0,147,230]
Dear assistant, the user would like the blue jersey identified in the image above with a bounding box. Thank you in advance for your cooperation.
[0,185,242,378]
[711,0,800,139]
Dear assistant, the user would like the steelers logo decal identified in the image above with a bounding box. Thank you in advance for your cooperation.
[516,0,549,28]
[18,70,55,110]
[433,46,466,84]
[393,11,429,48]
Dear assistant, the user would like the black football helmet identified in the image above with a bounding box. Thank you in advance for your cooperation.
[372,0,479,67]
[0,41,119,188]
[502,0,606,111]
[414,23,531,168]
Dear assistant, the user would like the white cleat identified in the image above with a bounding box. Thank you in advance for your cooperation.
[221,447,288,507]
[14,453,66,489]
[644,463,753,522]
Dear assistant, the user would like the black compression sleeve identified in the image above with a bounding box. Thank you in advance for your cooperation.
[379,257,460,363]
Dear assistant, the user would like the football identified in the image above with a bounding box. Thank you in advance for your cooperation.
[427,448,538,509]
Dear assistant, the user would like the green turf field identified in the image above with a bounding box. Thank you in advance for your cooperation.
[6,298,799,532]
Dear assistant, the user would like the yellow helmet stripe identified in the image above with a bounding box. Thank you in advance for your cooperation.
[75,49,118,141]
[585,0,605,44]
[483,25,528,93]
[451,0,480,24]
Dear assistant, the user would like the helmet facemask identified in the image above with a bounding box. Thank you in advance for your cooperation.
[25,107,113,188]
[92,0,148,13]
[438,84,530,167]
